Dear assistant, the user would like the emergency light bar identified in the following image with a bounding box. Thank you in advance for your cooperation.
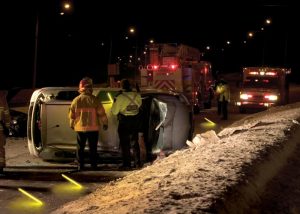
[146,64,178,71]
[265,72,277,76]
[249,71,277,76]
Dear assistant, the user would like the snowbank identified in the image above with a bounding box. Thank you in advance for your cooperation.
[52,103,300,214]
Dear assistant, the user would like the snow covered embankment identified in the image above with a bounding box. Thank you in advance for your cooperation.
[52,103,300,214]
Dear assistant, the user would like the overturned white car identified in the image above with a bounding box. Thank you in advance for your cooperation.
[27,87,193,163]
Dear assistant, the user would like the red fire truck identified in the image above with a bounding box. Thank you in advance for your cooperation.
[140,43,213,113]
[237,67,291,113]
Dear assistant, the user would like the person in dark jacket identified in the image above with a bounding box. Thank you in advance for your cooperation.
[0,90,11,175]
[69,77,108,170]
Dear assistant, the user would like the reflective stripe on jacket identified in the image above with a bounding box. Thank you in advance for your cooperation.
[69,93,108,132]
[111,91,142,116]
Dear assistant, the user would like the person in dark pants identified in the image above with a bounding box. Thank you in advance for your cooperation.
[111,79,142,170]
[69,77,108,171]
[216,79,230,120]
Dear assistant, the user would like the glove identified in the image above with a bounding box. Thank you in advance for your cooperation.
[103,124,108,131]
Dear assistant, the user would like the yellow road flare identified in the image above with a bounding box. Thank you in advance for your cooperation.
[18,188,43,205]
[107,92,114,103]
[61,174,83,188]
[204,117,215,124]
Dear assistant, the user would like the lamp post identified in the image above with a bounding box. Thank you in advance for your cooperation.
[129,27,139,84]
[32,2,71,89]
[261,18,272,65]
[32,13,39,89]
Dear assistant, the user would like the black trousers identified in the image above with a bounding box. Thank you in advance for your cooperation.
[217,101,222,115]
[118,114,141,167]
[221,100,228,120]
[76,131,99,168]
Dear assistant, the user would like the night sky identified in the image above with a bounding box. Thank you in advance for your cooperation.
[3,0,297,89]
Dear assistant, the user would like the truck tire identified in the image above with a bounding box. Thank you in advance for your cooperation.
[193,105,200,114]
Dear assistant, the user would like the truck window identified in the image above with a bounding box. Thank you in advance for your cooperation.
[243,77,279,89]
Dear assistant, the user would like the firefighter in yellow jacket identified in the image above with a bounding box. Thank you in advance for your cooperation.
[111,79,142,170]
[0,90,11,175]
[69,77,108,170]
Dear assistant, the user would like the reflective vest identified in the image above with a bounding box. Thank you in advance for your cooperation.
[111,91,142,116]
[216,83,230,102]
[69,92,108,132]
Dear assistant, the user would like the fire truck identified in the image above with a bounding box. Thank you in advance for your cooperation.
[237,67,291,113]
[140,43,213,113]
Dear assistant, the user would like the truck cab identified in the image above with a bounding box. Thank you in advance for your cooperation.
[237,67,291,113]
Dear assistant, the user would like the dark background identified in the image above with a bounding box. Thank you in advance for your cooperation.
[3,0,298,89]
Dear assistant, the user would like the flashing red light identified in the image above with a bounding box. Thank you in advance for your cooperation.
[153,65,159,70]
[266,72,277,76]
[249,71,259,75]
[147,64,159,71]
[169,64,178,70]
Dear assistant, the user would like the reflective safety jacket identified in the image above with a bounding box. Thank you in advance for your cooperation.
[216,83,230,102]
[69,92,108,132]
[111,91,142,116]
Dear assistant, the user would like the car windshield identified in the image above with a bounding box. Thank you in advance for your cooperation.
[243,77,279,89]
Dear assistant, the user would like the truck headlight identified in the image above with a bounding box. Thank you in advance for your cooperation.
[240,94,252,100]
[265,95,278,101]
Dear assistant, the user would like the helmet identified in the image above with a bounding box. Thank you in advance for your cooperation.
[79,77,93,93]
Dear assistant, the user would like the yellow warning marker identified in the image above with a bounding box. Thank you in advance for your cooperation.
[18,188,43,205]
[107,92,114,103]
[204,117,215,125]
[61,173,83,189]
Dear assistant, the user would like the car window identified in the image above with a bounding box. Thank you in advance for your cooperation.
[96,90,119,103]
[55,91,79,100]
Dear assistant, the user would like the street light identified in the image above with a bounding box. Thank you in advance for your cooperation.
[129,27,139,83]
[261,18,272,65]
[32,2,72,89]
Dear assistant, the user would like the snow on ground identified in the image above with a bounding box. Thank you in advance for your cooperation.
[51,102,300,214]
